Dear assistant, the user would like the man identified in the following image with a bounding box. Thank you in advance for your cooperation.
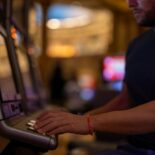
[35,0,155,154]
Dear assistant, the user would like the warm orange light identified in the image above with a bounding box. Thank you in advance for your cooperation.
[47,44,76,58]
[11,27,17,40]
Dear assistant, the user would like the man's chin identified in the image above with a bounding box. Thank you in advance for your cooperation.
[137,20,155,27]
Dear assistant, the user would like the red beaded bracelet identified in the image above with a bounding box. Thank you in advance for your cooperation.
[87,115,94,135]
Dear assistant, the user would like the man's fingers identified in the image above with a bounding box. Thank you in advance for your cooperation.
[37,112,60,122]
[35,118,54,129]
[36,119,69,134]
[36,110,52,119]
[47,125,70,135]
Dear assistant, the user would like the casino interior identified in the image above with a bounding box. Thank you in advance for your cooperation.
[0,0,146,154]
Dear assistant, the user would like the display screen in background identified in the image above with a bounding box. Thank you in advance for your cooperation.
[103,56,125,82]
[103,56,125,91]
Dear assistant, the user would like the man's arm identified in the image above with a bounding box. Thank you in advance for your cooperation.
[35,99,155,135]
[93,100,155,134]
[87,83,130,115]
[36,83,155,135]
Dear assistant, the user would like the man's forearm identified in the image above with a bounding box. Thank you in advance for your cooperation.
[87,95,129,115]
[86,84,130,115]
[92,101,155,134]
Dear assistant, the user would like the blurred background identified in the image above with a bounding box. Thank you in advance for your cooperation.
[1,0,146,154]
[25,0,143,112]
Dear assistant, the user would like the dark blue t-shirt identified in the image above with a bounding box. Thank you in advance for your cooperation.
[124,28,155,149]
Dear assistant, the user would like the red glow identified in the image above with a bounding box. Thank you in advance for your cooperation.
[103,56,125,81]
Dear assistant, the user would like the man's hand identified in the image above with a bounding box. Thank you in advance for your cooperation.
[35,111,89,135]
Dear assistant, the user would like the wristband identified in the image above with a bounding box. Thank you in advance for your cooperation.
[87,115,94,135]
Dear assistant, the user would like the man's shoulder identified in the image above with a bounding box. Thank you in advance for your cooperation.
[129,28,154,47]
[135,28,154,41]
[126,28,154,57]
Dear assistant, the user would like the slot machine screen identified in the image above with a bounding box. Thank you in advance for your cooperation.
[0,32,22,118]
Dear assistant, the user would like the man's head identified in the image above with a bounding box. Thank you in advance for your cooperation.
[127,0,155,26]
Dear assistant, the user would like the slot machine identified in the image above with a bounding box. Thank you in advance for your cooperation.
[0,0,57,153]
[12,0,46,112]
